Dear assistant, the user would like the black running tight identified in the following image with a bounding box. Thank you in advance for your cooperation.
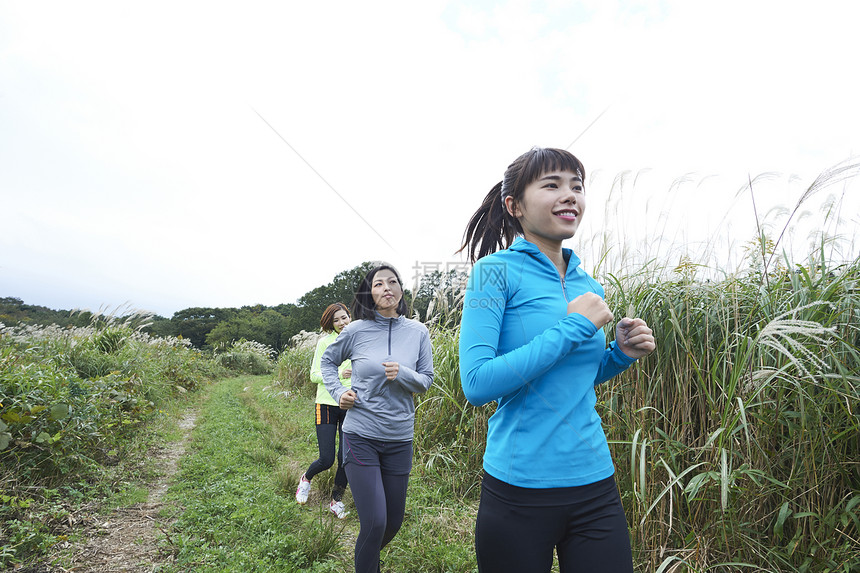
[305,423,348,501]
[345,463,409,573]
[475,473,634,573]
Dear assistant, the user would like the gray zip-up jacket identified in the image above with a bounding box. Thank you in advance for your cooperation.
[322,312,434,441]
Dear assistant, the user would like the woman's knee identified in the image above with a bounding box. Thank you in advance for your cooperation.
[360,515,387,544]
[317,453,336,469]
[381,520,403,547]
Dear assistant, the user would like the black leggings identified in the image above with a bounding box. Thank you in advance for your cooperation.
[475,473,634,573]
[343,434,413,573]
[304,407,348,501]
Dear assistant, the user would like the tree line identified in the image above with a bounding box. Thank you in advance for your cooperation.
[1,263,468,353]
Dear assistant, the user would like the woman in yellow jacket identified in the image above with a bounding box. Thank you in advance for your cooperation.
[296,303,352,518]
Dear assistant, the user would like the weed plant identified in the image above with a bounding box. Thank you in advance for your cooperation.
[579,161,860,572]
[214,338,276,375]
[273,343,316,400]
[413,326,490,500]
[603,252,860,572]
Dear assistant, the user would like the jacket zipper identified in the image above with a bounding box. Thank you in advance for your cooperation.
[532,245,571,304]
[388,318,393,355]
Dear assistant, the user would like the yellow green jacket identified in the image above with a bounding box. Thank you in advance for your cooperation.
[310,331,351,406]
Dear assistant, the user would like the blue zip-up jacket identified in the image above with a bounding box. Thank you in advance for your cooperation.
[322,312,434,441]
[459,237,636,488]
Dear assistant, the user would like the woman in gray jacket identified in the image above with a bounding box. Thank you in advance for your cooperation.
[322,264,434,573]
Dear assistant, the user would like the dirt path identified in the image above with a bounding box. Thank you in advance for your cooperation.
[42,411,197,573]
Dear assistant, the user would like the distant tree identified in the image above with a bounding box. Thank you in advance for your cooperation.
[0,297,24,310]
[0,296,82,327]
[293,262,376,333]
[145,315,175,338]
[272,303,298,316]
[205,309,267,348]
[201,307,291,351]
[261,309,290,351]
[0,296,26,325]
[171,307,237,349]
[272,303,305,346]
[2,262,429,353]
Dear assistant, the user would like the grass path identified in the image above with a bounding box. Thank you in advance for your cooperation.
[74,409,198,572]
[157,375,360,572]
[157,374,479,572]
[42,408,198,572]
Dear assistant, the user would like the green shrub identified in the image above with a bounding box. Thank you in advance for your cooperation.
[0,319,224,567]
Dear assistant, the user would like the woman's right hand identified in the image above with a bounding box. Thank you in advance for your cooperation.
[341,368,352,379]
[567,292,614,328]
[339,389,358,410]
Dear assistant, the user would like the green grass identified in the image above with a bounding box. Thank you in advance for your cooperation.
[160,375,350,572]
[160,375,481,572]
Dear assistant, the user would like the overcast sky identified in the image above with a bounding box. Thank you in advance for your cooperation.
[2,0,859,318]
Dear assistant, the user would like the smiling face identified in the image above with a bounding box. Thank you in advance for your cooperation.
[505,169,585,250]
[371,269,403,317]
[332,309,351,333]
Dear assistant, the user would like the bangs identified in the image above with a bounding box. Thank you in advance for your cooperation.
[520,148,585,186]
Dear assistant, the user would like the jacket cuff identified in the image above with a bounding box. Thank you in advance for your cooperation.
[610,340,638,366]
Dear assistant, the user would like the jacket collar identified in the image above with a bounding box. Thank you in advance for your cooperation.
[508,236,582,275]
[372,310,404,324]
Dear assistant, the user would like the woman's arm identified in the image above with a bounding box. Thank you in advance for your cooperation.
[322,330,352,405]
[388,327,434,394]
[309,336,328,385]
[594,341,637,385]
[458,260,600,406]
[594,317,655,385]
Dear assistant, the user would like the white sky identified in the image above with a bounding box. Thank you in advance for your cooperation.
[2,0,859,317]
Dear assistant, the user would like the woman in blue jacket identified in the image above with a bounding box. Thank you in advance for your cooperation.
[322,264,434,573]
[295,303,352,519]
[458,147,656,573]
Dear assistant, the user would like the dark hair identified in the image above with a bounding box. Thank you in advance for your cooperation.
[351,264,409,320]
[458,147,586,263]
[320,302,350,332]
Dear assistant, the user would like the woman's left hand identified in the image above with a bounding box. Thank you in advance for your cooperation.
[616,317,656,359]
[382,361,400,380]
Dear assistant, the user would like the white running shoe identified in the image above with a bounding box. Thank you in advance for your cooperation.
[329,500,349,519]
[295,474,311,504]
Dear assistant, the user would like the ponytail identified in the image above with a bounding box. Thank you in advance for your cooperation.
[458,182,520,263]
